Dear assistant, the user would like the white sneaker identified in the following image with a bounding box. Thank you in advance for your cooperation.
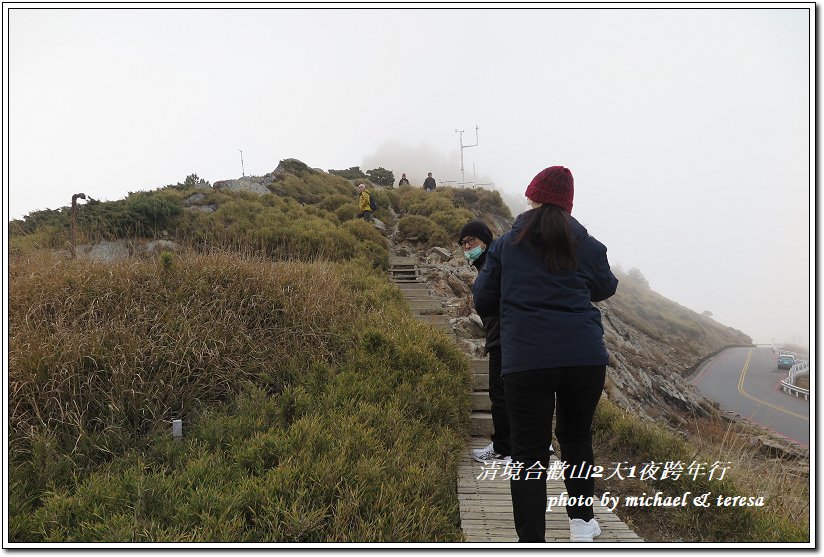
[472,442,511,463]
[569,518,601,542]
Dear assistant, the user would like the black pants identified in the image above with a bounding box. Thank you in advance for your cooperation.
[488,348,511,456]
[504,365,606,542]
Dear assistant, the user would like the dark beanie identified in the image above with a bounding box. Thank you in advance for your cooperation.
[524,166,574,213]
[458,220,493,246]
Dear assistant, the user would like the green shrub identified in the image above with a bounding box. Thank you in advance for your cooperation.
[395,213,449,246]
[277,158,313,176]
[9,223,68,253]
[334,203,360,223]
[10,207,70,236]
[318,194,356,213]
[381,189,401,212]
[366,167,395,188]
[328,166,368,180]
[429,208,476,237]
[402,190,456,218]
[342,219,385,245]
[124,192,182,231]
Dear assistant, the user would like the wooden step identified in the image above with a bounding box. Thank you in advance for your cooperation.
[408,300,443,310]
[390,270,421,279]
[388,256,419,265]
[413,314,451,325]
[409,303,445,315]
[471,360,490,390]
[470,359,488,374]
[403,296,436,303]
[470,412,493,437]
[396,282,429,291]
[471,392,491,412]
[413,315,453,333]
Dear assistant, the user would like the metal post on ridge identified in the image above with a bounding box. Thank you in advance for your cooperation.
[455,125,479,188]
[70,192,87,258]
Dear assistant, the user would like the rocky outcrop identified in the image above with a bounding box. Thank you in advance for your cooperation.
[183,192,207,206]
[372,218,387,232]
[213,177,270,196]
[211,159,320,197]
[73,239,182,262]
[476,210,514,239]
[75,241,132,262]
[427,247,452,264]
[183,193,217,213]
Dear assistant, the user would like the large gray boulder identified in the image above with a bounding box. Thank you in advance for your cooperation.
[75,240,131,262]
[372,218,387,232]
[427,247,453,264]
[183,192,207,206]
[212,178,269,196]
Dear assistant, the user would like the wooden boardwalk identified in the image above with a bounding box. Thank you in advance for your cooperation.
[458,437,644,543]
[389,254,643,544]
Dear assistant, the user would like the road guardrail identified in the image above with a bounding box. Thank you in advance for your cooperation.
[780,361,810,401]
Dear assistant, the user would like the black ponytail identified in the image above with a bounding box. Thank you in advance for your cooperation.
[514,205,577,272]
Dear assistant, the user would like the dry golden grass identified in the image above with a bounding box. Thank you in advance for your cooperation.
[593,399,809,542]
[9,250,472,542]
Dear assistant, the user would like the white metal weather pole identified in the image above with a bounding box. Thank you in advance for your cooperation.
[455,125,479,187]
[239,149,245,177]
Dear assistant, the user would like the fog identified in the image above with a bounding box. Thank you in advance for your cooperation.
[6,7,812,346]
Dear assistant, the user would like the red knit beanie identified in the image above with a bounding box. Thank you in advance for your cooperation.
[524,166,574,213]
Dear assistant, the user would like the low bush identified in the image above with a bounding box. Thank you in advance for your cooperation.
[328,166,368,180]
[366,167,394,188]
[429,208,476,238]
[397,215,449,247]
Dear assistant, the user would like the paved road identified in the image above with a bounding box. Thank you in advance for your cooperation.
[690,346,809,446]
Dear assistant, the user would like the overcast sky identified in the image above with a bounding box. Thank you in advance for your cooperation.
[6,6,812,346]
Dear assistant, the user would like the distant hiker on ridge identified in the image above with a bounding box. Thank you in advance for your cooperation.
[398,173,410,186]
[356,183,373,222]
[423,172,436,192]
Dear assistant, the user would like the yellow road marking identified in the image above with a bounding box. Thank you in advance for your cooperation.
[737,348,809,422]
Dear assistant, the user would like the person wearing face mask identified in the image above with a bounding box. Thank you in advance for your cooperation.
[473,166,618,543]
[459,221,508,462]
[463,220,558,466]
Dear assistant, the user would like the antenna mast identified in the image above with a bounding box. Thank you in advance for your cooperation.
[239,149,245,177]
[455,125,479,188]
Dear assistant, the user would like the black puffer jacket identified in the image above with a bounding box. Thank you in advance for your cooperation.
[473,212,618,375]
[472,249,500,353]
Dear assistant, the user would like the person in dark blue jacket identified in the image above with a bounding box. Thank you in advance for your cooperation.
[459,221,507,462]
[461,220,556,465]
[473,165,618,543]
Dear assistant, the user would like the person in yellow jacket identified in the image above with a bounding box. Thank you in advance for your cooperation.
[356,183,373,222]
